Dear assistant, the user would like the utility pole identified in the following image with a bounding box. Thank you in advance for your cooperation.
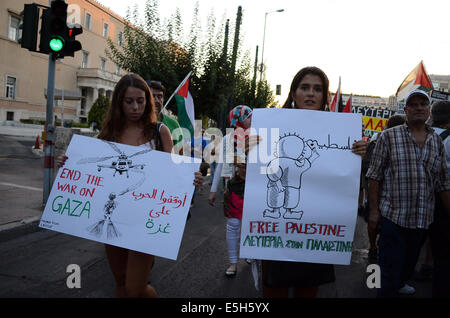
[225,6,243,127]
[43,53,56,203]
[219,19,230,133]
[252,45,259,107]
[259,9,284,82]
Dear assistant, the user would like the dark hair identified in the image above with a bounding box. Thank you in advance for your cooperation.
[431,101,450,128]
[283,66,329,110]
[99,73,157,142]
[147,80,166,95]
[386,114,406,129]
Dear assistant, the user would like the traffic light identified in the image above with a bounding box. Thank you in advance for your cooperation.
[49,0,67,56]
[18,3,39,51]
[276,85,281,96]
[39,0,67,58]
[64,24,83,57]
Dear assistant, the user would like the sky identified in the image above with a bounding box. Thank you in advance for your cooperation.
[96,0,450,100]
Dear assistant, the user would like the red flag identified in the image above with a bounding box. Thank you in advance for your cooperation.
[330,93,337,112]
[343,94,352,113]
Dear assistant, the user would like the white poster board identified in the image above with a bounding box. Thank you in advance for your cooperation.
[239,109,362,265]
[39,134,200,260]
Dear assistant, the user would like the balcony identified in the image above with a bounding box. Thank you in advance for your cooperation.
[76,68,121,89]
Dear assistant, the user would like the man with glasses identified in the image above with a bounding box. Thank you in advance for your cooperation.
[366,89,450,297]
[147,80,184,153]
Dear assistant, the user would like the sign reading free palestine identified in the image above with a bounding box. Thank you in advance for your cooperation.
[239,109,362,265]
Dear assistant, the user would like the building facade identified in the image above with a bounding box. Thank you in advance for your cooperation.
[430,74,450,93]
[330,93,392,110]
[1,0,127,124]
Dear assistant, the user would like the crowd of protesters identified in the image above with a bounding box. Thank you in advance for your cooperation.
[56,67,450,299]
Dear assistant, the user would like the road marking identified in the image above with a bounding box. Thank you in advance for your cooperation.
[0,182,42,192]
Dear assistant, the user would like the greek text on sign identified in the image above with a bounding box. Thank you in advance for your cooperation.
[240,109,361,265]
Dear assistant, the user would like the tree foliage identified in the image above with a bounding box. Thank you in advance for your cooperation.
[105,0,278,128]
[88,94,110,130]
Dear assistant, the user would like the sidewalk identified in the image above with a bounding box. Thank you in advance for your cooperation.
[0,121,44,138]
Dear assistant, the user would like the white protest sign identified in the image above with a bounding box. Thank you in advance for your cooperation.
[39,134,200,260]
[240,109,362,265]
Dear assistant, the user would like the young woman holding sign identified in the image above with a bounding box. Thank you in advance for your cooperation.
[260,66,366,298]
[58,73,203,298]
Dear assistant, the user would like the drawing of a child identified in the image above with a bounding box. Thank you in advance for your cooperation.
[263,135,319,220]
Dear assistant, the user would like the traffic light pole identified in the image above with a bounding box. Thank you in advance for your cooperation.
[43,53,56,204]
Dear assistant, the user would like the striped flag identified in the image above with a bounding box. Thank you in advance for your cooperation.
[396,61,433,102]
[173,73,195,138]
[330,76,342,112]
[343,94,352,113]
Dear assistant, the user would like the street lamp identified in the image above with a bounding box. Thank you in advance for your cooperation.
[260,9,284,82]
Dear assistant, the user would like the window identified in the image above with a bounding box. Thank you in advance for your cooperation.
[6,76,16,99]
[100,58,106,71]
[8,15,21,41]
[6,112,14,121]
[116,65,121,76]
[82,51,89,68]
[103,23,109,37]
[85,13,92,30]
[118,31,123,46]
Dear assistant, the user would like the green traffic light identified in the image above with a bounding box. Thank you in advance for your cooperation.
[49,36,64,52]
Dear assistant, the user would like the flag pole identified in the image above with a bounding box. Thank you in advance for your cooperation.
[160,71,192,115]
[335,76,341,112]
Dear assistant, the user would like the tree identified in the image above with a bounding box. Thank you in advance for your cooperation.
[88,95,110,130]
[105,2,278,125]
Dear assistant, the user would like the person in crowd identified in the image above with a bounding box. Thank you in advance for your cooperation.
[57,73,202,298]
[366,89,450,297]
[209,105,253,277]
[362,114,405,264]
[190,127,209,207]
[428,100,450,297]
[209,134,218,185]
[222,161,247,277]
[146,80,184,154]
[260,66,367,298]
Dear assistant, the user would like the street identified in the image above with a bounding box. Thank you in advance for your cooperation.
[0,132,433,299]
[0,135,43,229]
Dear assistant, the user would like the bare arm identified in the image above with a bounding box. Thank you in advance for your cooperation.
[209,162,224,206]
[159,125,174,154]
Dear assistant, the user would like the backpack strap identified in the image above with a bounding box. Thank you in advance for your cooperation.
[439,129,450,141]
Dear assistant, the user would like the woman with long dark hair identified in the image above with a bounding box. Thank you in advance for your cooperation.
[58,73,202,297]
[261,66,366,298]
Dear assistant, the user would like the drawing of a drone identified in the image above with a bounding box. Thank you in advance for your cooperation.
[77,141,152,178]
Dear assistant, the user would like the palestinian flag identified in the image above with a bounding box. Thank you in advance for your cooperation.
[396,61,433,102]
[330,76,342,112]
[343,94,352,113]
[174,74,195,138]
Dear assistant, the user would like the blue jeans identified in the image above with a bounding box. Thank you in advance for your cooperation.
[377,217,427,298]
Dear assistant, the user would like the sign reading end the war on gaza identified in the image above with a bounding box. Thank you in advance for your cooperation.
[239,109,362,265]
[39,134,200,260]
